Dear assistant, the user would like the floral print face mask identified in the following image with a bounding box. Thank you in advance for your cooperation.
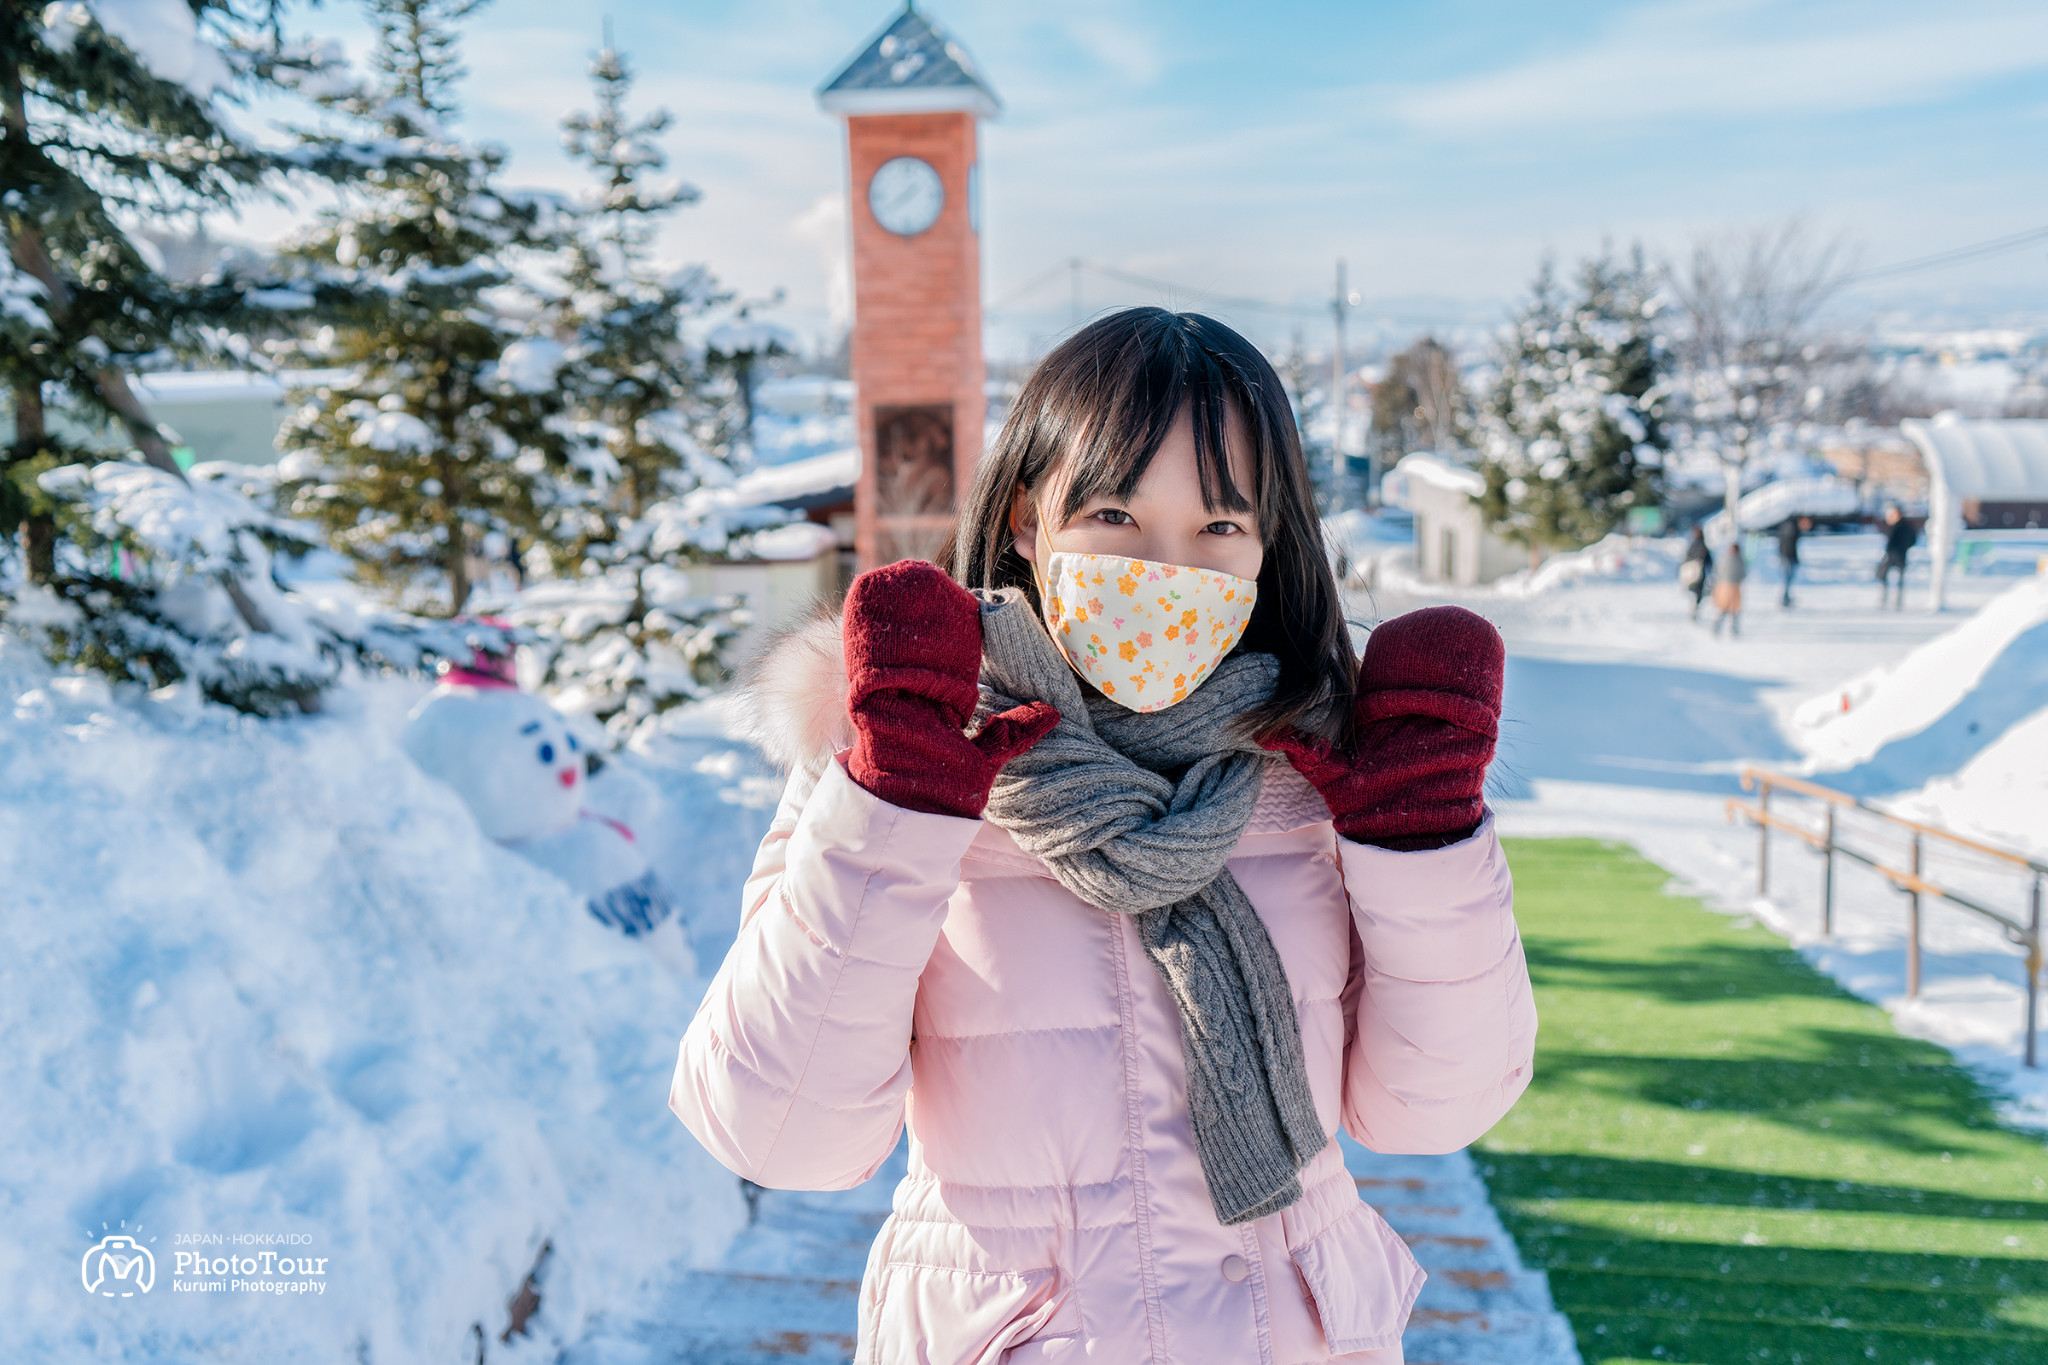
[1030,502,1258,713]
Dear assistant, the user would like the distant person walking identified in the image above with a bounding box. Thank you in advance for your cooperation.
[1878,507,1916,610]
[1682,525,1713,621]
[1712,540,1747,637]
[1777,516,1809,608]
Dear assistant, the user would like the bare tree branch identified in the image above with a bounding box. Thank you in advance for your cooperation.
[1663,220,1855,524]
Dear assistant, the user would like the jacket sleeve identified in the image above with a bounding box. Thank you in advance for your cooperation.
[669,753,980,1189]
[1335,812,1537,1154]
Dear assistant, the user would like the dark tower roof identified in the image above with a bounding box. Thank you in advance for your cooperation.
[818,4,1000,118]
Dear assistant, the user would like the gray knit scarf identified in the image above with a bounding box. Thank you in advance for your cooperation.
[972,587,1328,1225]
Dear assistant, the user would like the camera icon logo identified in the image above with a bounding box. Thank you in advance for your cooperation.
[82,1233,155,1297]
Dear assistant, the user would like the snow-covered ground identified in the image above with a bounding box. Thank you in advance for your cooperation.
[1356,526,2048,1134]
[11,511,2045,1359]
[0,640,786,1360]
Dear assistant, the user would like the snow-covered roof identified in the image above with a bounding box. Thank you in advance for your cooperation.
[1393,452,1484,499]
[1704,476,1863,538]
[818,5,1001,118]
[131,368,352,405]
[706,320,797,356]
[1901,416,2048,500]
[743,521,840,563]
[730,447,858,510]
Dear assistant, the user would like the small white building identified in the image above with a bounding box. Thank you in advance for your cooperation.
[1382,452,1525,586]
[1900,416,2048,608]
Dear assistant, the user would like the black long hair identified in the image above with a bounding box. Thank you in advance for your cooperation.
[938,307,1357,746]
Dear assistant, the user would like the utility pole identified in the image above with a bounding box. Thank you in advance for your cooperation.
[1331,260,1349,511]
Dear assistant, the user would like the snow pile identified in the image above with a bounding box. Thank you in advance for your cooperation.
[1890,709,2048,862]
[0,641,745,1360]
[1487,533,1683,599]
[1787,572,2048,788]
[1374,532,1681,602]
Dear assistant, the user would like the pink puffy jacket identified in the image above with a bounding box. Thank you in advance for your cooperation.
[670,621,1538,1365]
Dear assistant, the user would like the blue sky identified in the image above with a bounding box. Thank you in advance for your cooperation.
[251,0,2048,357]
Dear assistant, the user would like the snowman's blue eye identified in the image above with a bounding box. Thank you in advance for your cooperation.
[567,734,580,751]
[538,743,555,764]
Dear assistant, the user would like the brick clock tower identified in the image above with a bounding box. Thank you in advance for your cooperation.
[819,5,999,568]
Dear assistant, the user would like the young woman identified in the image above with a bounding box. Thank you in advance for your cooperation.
[1712,539,1748,638]
[671,309,1537,1364]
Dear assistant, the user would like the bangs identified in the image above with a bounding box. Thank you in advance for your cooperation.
[940,306,1360,748]
[1044,316,1280,534]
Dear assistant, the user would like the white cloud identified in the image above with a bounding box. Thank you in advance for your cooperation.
[790,192,850,331]
[1395,0,2048,131]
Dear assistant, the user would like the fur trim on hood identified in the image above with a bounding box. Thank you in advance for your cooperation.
[729,605,854,772]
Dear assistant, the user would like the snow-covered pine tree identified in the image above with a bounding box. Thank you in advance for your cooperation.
[497,35,791,742]
[272,0,572,618]
[542,36,725,542]
[1476,248,1666,562]
[0,0,406,709]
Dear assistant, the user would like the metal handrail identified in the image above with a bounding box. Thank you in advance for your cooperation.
[1726,766,2045,1068]
[1735,769,2048,875]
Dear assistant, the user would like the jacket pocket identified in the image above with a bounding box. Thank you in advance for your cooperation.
[859,1260,1080,1365]
[1289,1200,1426,1355]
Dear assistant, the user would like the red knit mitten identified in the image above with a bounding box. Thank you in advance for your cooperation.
[841,560,1060,819]
[1264,605,1503,850]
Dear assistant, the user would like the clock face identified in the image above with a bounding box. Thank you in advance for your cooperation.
[868,156,945,237]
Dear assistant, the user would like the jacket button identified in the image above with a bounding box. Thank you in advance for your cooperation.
[1220,1253,1249,1283]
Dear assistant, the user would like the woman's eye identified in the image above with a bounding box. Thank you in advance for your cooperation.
[1091,508,1134,526]
[538,743,555,764]
[1206,521,1245,536]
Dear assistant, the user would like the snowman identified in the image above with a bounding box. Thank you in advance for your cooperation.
[402,649,696,979]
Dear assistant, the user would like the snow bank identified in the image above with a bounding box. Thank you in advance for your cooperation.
[0,639,744,1360]
[1889,706,2048,862]
[1787,572,2048,788]
[1372,532,1682,602]
[1489,534,1682,598]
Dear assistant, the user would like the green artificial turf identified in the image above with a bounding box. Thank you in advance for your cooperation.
[1479,838,2048,1365]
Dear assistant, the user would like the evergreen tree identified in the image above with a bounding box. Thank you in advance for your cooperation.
[499,34,790,741]
[0,0,407,708]
[1476,248,1667,560]
[542,36,726,547]
[273,0,571,617]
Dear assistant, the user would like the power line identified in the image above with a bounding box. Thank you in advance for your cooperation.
[1083,262,1326,318]
[991,221,2048,325]
[1847,224,2048,284]
[986,259,1324,321]
[988,260,1073,313]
